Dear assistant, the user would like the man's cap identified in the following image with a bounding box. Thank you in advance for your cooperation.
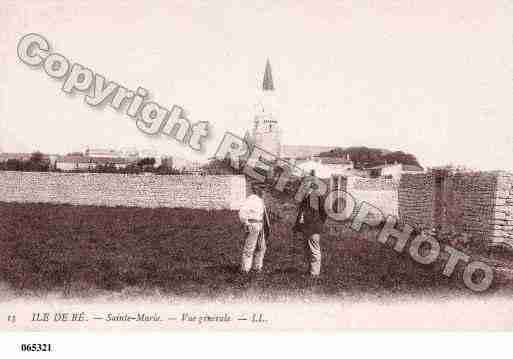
[250,182,266,193]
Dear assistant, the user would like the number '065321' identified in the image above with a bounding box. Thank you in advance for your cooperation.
[20,344,52,352]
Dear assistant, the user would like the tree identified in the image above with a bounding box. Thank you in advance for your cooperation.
[121,163,141,174]
[5,159,22,171]
[155,165,181,175]
[201,158,240,175]
[95,163,118,173]
[137,157,156,167]
[25,151,49,172]
[30,151,44,163]
[318,146,421,169]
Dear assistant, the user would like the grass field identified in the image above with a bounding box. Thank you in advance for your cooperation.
[0,202,502,300]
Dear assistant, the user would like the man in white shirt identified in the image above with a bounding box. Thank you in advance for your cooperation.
[238,185,270,273]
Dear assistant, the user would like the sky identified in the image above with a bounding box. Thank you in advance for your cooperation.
[1,0,513,170]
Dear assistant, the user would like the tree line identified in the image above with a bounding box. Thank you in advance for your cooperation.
[0,152,183,175]
[318,146,421,169]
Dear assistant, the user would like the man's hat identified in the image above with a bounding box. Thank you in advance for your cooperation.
[250,182,266,194]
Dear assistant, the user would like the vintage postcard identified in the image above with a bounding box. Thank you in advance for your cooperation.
[1,0,513,338]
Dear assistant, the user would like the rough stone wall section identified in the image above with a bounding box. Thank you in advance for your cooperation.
[398,171,513,247]
[0,171,247,210]
[398,173,436,231]
[440,172,497,241]
[490,172,513,247]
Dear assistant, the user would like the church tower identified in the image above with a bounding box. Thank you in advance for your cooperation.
[251,59,282,158]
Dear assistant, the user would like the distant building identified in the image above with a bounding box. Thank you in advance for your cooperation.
[55,155,130,171]
[293,156,355,178]
[181,161,204,174]
[48,154,59,169]
[85,148,121,158]
[171,157,203,173]
[159,156,173,168]
[366,163,424,180]
[0,152,56,167]
[0,152,33,162]
[281,145,335,160]
[92,157,129,169]
[55,156,95,171]
[118,147,139,158]
[319,156,354,172]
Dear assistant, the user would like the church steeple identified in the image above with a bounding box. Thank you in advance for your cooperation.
[250,59,281,158]
[262,59,274,91]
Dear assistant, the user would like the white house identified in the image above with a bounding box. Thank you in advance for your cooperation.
[366,163,424,180]
[55,156,95,171]
[293,156,355,178]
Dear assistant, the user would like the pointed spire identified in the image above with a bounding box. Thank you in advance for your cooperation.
[262,59,274,91]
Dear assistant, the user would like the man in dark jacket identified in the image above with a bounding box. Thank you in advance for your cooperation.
[293,180,328,277]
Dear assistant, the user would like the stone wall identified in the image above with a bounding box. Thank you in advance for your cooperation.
[398,173,436,231]
[0,171,246,210]
[440,172,497,241]
[398,171,513,247]
[487,172,513,247]
[6,169,513,247]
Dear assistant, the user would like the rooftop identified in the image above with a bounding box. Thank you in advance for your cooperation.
[281,145,335,159]
[320,157,352,165]
[366,163,424,172]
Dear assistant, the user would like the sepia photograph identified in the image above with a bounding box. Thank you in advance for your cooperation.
[1,2,513,353]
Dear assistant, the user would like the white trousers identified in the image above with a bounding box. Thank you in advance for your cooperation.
[305,233,321,276]
[241,222,266,272]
